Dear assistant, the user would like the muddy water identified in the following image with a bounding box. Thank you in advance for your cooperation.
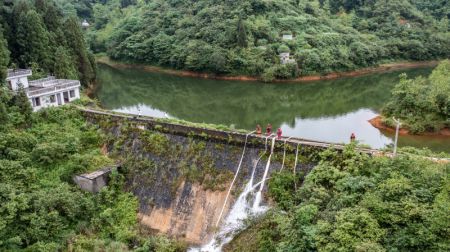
[95,64,449,153]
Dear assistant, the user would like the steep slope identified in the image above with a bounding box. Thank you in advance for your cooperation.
[87,0,449,80]
[0,0,96,86]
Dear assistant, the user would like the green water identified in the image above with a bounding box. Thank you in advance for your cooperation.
[95,64,449,153]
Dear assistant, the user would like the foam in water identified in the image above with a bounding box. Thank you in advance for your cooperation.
[189,134,274,252]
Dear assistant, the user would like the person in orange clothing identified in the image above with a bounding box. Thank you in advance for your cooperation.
[266,124,272,135]
[256,124,262,135]
[350,133,356,142]
[277,128,282,139]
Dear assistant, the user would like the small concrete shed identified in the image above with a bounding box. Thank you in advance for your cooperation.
[73,165,119,193]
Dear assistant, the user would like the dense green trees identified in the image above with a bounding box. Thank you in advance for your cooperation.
[0,89,184,250]
[228,145,450,251]
[0,0,96,86]
[383,60,450,133]
[0,25,8,81]
[64,16,96,86]
[84,0,449,79]
[16,9,51,69]
[13,85,33,127]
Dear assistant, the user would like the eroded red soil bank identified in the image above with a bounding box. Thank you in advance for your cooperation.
[369,116,450,137]
[96,56,439,83]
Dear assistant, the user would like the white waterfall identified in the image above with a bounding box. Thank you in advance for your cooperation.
[249,135,272,186]
[215,131,254,227]
[280,137,292,171]
[252,137,276,211]
[190,134,275,252]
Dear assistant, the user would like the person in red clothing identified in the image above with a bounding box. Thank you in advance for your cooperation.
[266,124,272,135]
[256,124,262,135]
[277,128,282,139]
[350,133,356,142]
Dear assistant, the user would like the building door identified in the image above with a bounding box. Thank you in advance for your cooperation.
[63,92,69,103]
[57,93,62,105]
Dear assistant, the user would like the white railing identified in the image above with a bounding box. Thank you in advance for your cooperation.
[29,76,57,87]
[7,69,32,78]
[27,80,80,97]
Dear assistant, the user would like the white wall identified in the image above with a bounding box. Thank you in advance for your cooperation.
[31,94,58,112]
[30,87,81,112]
[282,34,293,40]
[8,76,30,90]
[69,88,81,101]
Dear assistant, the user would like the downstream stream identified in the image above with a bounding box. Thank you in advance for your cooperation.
[95,64,449,153]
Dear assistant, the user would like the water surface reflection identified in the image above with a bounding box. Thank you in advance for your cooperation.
[95,64,449,152]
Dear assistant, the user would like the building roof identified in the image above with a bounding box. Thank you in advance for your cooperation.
[78,165,119,180]
[82,19,90,27]
[6,69,32,79]
[26,78,81,97]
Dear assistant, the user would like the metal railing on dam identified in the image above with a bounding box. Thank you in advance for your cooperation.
[78,107,383,156]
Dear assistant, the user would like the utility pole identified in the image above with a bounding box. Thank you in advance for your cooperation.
[393,117,401,156]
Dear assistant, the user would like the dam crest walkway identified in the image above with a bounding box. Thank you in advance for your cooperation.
[77,107,449,163]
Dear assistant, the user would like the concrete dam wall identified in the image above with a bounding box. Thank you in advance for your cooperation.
[82,109,333,245]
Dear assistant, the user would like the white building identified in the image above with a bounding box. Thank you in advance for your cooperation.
[282,34,293,40]
[6,69,81,112]
[279,52,296,65]
[82,19,90,28]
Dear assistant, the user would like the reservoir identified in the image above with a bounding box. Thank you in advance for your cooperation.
[95,64,449,153]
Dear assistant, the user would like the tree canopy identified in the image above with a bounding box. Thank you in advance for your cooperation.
[0,0,96,86]
[383,60,450,133]
[0,24,9,80]
[81,0,449,79]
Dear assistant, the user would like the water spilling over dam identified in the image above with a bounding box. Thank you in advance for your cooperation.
[81,108,378,247]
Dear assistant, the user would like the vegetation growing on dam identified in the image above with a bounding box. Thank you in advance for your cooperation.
[98,118,238,193]
[382,60,450,134]
[66,0,448,79]
[225,145,450,252]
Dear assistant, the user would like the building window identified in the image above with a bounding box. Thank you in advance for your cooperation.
[49,95,56,103]
[17,79,23,88]
[33,97,41,107]
[69,90,75,98]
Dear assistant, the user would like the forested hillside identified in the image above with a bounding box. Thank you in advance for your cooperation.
[0,0,96,86]
[382,60,450,133]
[0,1,182,250]
[75,0,448,80]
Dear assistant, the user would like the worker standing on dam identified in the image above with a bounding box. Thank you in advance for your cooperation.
[266,124,272,135]
[256,124,262,135]
[277,128,282,139]
[350,133,356,142]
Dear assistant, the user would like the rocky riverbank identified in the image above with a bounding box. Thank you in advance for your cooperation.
[369,116,450,137]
